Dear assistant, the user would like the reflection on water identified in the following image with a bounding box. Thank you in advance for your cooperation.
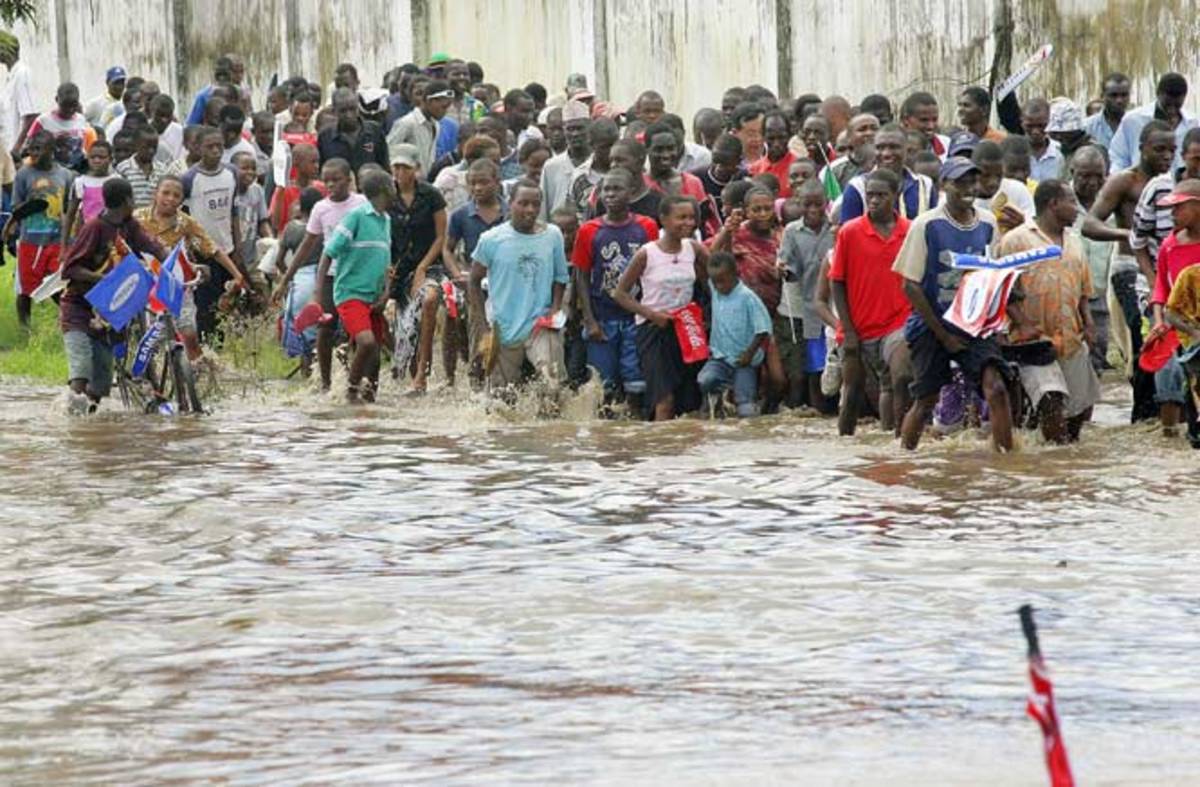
[1,380,1198,785]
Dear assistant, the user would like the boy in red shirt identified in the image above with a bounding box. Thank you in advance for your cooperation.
[573,169,658,414]
[1149,179,1200,435]
[829,168,913,435]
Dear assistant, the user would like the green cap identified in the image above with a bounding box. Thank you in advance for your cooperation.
[428,52,450,66]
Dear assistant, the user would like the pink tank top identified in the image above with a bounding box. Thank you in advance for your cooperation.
[638,239,697,323]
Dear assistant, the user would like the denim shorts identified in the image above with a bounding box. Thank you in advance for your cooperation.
[698,357,759,416]
[585,318,645,394]
[63,330,114,397]
[1155,355,1188,405]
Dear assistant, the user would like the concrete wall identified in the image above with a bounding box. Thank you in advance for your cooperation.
[425,0,591,99]
[788,0,1200,121]
[601,0,778,122]
[4,0,1200,137]
[6,0,414,124]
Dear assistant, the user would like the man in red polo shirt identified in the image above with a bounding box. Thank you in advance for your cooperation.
[749,111,796,197]
[829,167,914,436]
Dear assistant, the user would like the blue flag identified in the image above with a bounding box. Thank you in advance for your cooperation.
[155,241,185,318]
[945,245,1062,271]
[85,253,154,330]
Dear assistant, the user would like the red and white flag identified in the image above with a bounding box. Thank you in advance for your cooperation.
[1020,605,1074,787]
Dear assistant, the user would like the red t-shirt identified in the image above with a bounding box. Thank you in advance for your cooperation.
[749,151,797,198]
[707,225,782,315]
[1152,231,1200,305]
[270,180,328,230]
[828,214,912,341]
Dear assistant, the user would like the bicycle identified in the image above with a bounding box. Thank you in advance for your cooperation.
[113,301,204,416]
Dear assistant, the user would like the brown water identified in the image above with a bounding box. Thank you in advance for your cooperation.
[1,379,1198,785]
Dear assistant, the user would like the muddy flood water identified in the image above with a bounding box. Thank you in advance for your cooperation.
[1,377,1198,785]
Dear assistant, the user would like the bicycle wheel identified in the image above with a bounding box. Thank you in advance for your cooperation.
[168,347,204,414]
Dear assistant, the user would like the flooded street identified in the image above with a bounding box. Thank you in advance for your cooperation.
[2,381,1198,785]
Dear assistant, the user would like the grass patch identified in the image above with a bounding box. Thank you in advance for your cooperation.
[0,260,68,382]
[0,258,296,384]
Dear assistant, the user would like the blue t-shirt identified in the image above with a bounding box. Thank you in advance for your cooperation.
[574,215,658,322]
[472,222,570,346]
[448,200,508,261]
[185,85,214,126]
[709,280,772,365]
[840,168,938,223]
[435,115,459,161]
[891,203,997,341]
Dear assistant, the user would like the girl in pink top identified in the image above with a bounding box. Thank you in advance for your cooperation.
[614,194,710,421]
[62,141,116,241]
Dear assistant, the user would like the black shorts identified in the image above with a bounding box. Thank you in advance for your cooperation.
[908,326,1013,400]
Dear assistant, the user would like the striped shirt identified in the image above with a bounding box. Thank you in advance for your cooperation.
[324,202,392,306]
[116,156,171,209]
[1131,172,1178,258]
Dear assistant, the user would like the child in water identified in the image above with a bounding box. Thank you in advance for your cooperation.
[698,251,772,416]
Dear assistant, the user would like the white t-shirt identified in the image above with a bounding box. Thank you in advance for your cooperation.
[182,164,239,253]
[158,121,184,161]
[975,177,1034,223]
[221,137,257,166]
[2,61,36,149]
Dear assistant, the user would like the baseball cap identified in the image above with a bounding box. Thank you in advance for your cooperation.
[562,100,590,123]
[566,73,589,91]
[1156,178,1200,207]
[1046,97,1083,133]
[428,52,451,67]
[940,156,980,181]
[358,87,389,113]
[591,100,623,121]
[569,86,595,102]
[947,130,980,158]
[424,79,454,100]
[390,143,420,168]
[106,66,127,83]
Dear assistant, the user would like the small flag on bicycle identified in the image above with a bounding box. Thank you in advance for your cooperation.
[130,318,165,377]
[154,241,186,318]
[85,253,154,330]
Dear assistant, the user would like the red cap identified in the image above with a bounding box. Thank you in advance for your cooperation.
[1156,179,1200,207]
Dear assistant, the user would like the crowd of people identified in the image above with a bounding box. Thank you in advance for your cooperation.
[4,31,1200,449]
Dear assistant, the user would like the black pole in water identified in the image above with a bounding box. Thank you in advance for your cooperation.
[1018,603,1041,659]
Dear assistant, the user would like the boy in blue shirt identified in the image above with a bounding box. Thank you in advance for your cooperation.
[891,156,1015,451]
[698,251,772,417]
[469,180,570,392]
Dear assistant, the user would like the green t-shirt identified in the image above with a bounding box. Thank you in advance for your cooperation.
[324,202,392,306]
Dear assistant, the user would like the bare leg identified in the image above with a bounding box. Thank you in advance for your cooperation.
[889,347,913,439]
[1161,402,1182,436]
[901,393,938,450]
[181,329,203,362]
[347,331,378,403]
[411,287,441,392]
[838,349,864,436]
[763,342,787,412]
[982,365,1013,452]
[316,320,334,391]
[442,316,460,386]
[1066,406,1091,442]
[16,294,31,327]
[653,393,675,422]
[1037,392,1068,444]
[807,374,835,415]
